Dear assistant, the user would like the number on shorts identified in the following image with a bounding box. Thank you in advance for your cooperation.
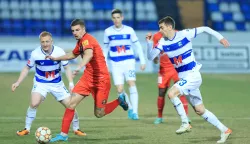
[129,70,135,78]
[63,86,69,93]
[178,79,187,86]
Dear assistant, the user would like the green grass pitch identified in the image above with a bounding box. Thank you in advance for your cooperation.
[0,73,250,144]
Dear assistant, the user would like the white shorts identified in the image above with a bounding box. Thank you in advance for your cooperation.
[111,64,136,85]
[32,81,70,101]
[174,70,203,106]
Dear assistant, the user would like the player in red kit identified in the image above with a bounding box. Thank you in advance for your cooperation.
[47,19,128,142]
[150,32,190,124]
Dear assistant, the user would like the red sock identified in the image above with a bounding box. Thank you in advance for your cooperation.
[61,108,75,134]
[104,99,119,115]
[180,95,188,115]
[157,96,165,118]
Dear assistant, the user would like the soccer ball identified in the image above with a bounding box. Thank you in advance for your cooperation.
[35,127,52,144]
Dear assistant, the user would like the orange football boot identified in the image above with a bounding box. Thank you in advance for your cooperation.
[16,128,30,136]
[74,129,87,136]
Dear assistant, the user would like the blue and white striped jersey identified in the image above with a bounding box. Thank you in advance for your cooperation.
[156,28,202,78]
[104,25,139,65]
[27,45,68,83]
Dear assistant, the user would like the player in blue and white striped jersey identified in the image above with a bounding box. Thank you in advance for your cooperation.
[12,31,86,137]
[104,9,146,120]
[146,16,232,143]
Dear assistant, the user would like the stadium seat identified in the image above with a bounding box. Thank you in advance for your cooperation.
[222,13,233,21]
[113,1,123,10]
[245,22,250,30]
[224,21,236,31]
[82,1,93,11]
[219,2,230,12]
[233,12,244,22]
[208,3,219,12]
[235,22,246,31]
[72,1,81,10]
[211,12,223,22]
[230,2,240,12]
[212,22,224,31]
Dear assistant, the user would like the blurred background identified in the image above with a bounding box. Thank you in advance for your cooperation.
[0,0,250,73]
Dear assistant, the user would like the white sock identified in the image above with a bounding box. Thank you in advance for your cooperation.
[72,110,80,131]
[124,92,132,110]
[201,109,228,132]
[170,97,189,124]
[129,86,138,114]
[25,107,37,131]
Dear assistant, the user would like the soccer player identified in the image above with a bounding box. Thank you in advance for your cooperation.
[11,31,86,136]
[47,19,128,142]
[104,9,146,120]
[146,16,232,143]
[151,32,190,124]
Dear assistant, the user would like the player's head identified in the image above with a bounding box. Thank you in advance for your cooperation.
[71,19,86,40]
[39,31,53,52]
[111,9,123,28]
[158,16,175,37]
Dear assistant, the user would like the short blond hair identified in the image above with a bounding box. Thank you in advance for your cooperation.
[39,31,52,39]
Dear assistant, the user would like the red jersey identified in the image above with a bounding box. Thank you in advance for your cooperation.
[153,32,176,72]
[72,33,109,82]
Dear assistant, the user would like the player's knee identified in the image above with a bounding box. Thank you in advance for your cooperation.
[159,88,167,97]
[127,81,135,87]
[117,87,124,93]
[30,102,40,108]
[68,102,77,109]
[94,108,105,118]
[167,90,175,99]
[195,108,205,115]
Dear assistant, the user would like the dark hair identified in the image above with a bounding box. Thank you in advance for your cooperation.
[111,9,122,16]
[71,19,85,27]
[158,16,175,29]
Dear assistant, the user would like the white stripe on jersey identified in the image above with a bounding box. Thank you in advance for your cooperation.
[36,64,60,72]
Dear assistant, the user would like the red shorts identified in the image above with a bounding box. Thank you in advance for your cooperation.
[72,76,111,109]
[158,71,179,88]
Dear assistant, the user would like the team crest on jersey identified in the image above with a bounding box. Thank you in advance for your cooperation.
[82,40,89,46]
[178,41,182,46]
[123,34,127,39]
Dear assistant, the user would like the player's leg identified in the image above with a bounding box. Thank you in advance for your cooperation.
[154,72,168,124]
[188,90,232,143]
[50,93,86,142]
[125,65,138,120]
[59,93,86,136]
[17,83,47,136]
[168,85,191,134]
[112,66,132,118]
[93,79,128,118]
[172,73,190,123]
[154,87,167,124]
[50,80,88,142]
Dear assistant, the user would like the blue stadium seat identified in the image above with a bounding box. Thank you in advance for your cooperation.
[208,3,219,11]
[222,12,233,21]
[85,21,97,32]
[212,22,224,31]
[245,13,250,21]
[235,22,246,31]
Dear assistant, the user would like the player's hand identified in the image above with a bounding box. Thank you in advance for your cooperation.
[140,64,146,71]
[146,33,153,41]
[45,55,57,61]
[153,57,159,64]
[11,82,20,92]
[220,38,230,48]
[69,82,74,93]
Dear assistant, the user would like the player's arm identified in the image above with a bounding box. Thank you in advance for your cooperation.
[146,33,161,61]
[12,66,30,92]
[72,49,93,77]
[46,52,77,61]
[134,41,146,70]
[196,26,230,47]
[103,30,110,62]
[63,64,74,92]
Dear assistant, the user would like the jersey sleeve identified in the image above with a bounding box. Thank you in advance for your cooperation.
[60,49,69,66]
[183,28,197,40]
[27,51,35,68]
[104,29,110,45]
[130,28,139,43]
[153,33,162,47]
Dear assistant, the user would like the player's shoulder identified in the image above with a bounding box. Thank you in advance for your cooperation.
[105,25,113,32]
[153,32,162,40]
[53,45,65,52]
[31,46,42,55]
[123,25,135,32]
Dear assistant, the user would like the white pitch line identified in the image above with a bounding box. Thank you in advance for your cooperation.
[0,116,249,120]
